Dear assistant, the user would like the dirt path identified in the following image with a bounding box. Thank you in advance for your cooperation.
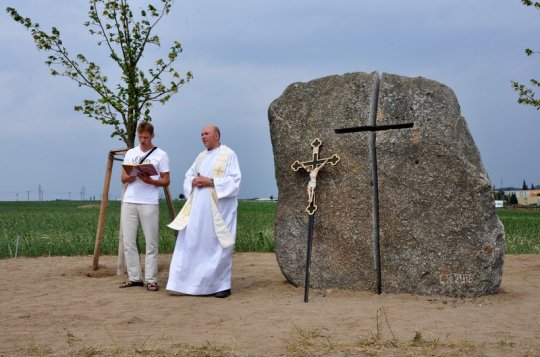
[0,253,539,356]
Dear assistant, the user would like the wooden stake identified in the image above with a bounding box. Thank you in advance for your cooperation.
[116,184,127,276]
[92,150,115,270]
[163,186,176,220]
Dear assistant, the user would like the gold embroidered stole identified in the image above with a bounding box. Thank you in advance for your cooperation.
[167,146,235,248]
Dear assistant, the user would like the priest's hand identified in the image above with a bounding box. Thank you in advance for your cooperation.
[193,176,214,188]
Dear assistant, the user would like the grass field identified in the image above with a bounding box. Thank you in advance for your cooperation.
[0,201,538,259]
[0,200,275,259]
[495,208,540,254]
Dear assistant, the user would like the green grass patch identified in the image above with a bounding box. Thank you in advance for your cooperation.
[1,202,538,258]
[0,200,276,259]
[495,207,540,254]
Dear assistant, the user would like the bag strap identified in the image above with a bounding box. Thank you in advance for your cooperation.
[139,146,158,164]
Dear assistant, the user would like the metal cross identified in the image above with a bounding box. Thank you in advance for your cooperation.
[335,71,414,294]
[291,138,340,302]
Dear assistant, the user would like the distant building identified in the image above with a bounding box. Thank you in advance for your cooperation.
[503,189,540,206]
[255,197,277,201]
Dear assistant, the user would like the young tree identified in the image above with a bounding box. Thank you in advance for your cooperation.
[509,193,518,205]
[523,180,529,190]
[511,0,540,111]
[6,0,192,148]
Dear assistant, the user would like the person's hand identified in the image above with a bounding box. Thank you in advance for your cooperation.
[121,172,137,184]
[193,176,212,188]
[138,173,154,185]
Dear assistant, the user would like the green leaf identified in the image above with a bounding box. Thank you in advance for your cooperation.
[7,1,191,148]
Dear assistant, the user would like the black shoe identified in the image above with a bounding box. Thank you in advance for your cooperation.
[214,289,231,298]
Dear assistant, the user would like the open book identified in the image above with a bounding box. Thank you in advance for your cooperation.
[122,163,159,177]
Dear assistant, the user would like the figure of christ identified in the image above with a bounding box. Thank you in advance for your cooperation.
[306,161,326,204]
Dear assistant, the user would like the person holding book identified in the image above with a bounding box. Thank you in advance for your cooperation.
[119,121,170,292]
[166,124,241,298]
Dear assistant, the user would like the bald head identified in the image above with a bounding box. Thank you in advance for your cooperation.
[201,124,221,150]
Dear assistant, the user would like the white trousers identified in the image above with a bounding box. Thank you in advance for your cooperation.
[121,202,159,284]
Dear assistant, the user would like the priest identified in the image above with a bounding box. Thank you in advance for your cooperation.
[166,124,241,298]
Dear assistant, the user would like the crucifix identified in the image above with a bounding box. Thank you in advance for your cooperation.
[335,71,414,294]
[291,138,340,302]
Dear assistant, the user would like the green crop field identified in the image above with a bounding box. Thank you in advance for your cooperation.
[0,202,538,259]
[0,200,276,259]
[495,208,540,254]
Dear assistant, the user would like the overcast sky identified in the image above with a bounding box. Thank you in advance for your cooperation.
[1,0,539,201]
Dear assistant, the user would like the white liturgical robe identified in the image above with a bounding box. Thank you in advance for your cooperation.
[166,145,241,295]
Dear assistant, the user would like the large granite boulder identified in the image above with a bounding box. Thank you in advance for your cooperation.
[268,71,504,297]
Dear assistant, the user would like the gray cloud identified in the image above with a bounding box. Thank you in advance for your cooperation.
[1,0,540,201]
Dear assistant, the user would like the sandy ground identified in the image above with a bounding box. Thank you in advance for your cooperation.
[0,253,539,357]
